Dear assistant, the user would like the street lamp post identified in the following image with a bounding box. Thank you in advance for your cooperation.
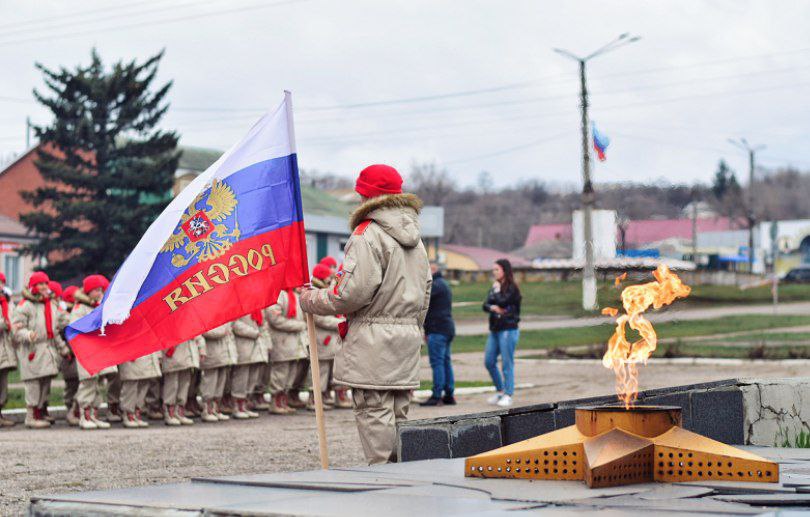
[728,137,766,274]
[554,34,640,311]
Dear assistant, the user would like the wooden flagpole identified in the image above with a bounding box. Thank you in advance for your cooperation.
[305,312,330,469]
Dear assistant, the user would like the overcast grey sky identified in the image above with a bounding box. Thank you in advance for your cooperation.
[1,0,809,188]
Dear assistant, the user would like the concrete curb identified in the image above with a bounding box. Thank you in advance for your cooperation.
[413,383,535,399]
[520,358,810,366]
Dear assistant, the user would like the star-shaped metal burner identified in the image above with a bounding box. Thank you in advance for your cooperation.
[465,405,779,488]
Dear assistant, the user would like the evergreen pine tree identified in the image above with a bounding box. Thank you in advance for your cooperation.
[21,49,179,279]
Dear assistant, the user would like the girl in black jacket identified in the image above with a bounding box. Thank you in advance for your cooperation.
[482,259,521,407]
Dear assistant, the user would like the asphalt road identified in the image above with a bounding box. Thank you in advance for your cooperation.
[456,301,810,335]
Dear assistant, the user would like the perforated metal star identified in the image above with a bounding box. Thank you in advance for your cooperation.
[465,405,779,488]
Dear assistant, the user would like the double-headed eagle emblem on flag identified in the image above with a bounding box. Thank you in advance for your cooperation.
[160,179,241,268]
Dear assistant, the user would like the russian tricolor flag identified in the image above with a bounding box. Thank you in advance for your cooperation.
[67,92,309,375]
[592,122,610,162]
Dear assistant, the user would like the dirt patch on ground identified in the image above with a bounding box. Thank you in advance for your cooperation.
[1,355,805,514]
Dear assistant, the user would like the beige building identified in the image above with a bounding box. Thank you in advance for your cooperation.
[0,214,38,294]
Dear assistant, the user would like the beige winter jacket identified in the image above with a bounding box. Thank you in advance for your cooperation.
[301,193,431,390]
[118,352,161,381]
[233,315,265,365]
[310,277,343,361]
[161,336,205,373]
[11,291,70,381]
[70,290,118,380]
[200,322,237,370]
[268,290,309,363]
[0,298,17,371]
[258,316,272,362]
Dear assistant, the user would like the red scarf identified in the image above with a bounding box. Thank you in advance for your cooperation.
[42,298,54,340]
[285,289,297,319]
[0,296,9,328]
[251,309,263,326]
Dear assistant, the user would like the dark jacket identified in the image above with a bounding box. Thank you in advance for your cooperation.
[483,283,521,332]
[424,272,455,337]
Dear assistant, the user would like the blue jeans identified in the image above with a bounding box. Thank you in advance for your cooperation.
[484,329,519,396]
[427,333,455,399]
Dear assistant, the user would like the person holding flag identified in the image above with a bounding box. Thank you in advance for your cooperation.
[301,164,431,465]
[12,272,71,429]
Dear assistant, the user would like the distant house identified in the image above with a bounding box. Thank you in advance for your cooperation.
[441,243,531,271]
[525,217,740,250]
[0,215,37,294]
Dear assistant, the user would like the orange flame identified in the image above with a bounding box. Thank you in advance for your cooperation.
[602,264,691,409]
[601,307,619,317]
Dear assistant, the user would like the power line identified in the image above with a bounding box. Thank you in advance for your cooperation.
[0,0,171,31]
[0,0,312,48]
[168,60,810,126]
[439,132,570,166]
[0,0,227,40]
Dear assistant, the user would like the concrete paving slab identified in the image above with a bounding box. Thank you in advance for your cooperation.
[32,481,333,511]
[196,469,427,491]
[571,494,763,514]
[339,460,657,503]
[712,493,810,506]
[675,480,797,494]
[636,485,714,500]
[739,446,810,461]
[206,492,519,516]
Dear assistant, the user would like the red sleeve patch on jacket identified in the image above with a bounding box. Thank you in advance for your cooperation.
[353,220,372,235]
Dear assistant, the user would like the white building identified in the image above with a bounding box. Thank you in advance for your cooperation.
[573,209,617,261]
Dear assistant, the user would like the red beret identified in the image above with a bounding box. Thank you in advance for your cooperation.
[355,164,403,198]
[83,274,110,294]
[312,264,332,281]
[318,256,337,268]
[63,285,79,304]
[48,281,63,298]
[28,271,50,290]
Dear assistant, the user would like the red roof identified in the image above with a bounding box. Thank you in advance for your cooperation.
[623,217,738,246]
[524,223,572,246]
[525,217,740,247]
[442,244,532,269]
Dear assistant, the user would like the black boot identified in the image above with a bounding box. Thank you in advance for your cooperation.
[419,396,443,407]
[442,394,457,405]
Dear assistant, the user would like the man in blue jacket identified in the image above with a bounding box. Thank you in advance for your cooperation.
[421,261,456,406]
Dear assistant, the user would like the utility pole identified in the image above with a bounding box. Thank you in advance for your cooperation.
[554,33,641,311]
[728,138,766,274]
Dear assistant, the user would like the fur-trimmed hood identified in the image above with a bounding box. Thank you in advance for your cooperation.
[311,277,329,289]
[22,287,48,304]
[349,193,423,248]
[73,289,97,308]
